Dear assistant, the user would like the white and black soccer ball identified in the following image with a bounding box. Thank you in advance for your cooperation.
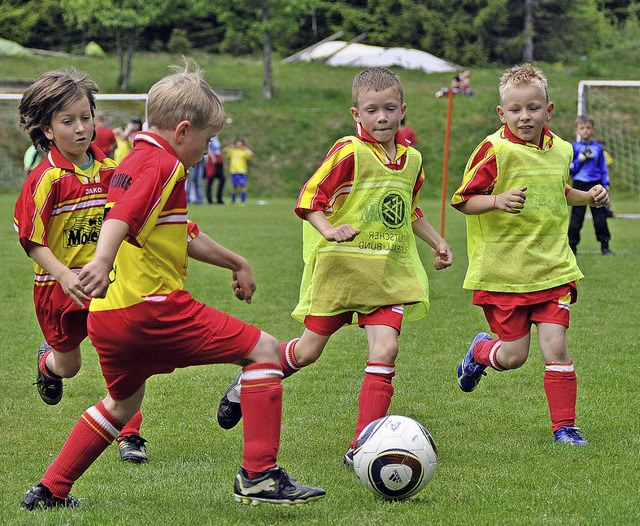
[353,415,437,500]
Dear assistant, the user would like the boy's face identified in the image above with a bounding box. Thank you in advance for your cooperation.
[496,85,553,145]
[351,87,406,152]
[42,95,94,166]
[576,121,595,142]
[174,121,220,169]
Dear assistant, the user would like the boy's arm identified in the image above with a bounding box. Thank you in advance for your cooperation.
[78,219,130,298]
[458,187,528,215]
[187,231,256,304]
[27,243,91,307]
[411,217,453,270]
[566,185,609,207]
[304,209,360,243]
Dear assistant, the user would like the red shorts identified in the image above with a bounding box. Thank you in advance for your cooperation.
[35,284,89,352]
[87,289,261,400]
[481,293,572,341]
[304,305,404,336]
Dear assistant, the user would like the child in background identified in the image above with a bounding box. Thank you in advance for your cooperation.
[451,64,609,446]
[20,62,325,511]
[223,136,253,204]
[14,69,148,465]
[568,115,612,255]
[218,67,452,465]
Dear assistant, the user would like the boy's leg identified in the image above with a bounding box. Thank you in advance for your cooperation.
[117,410,148,464]
[568,205,587,253]
[217,329,332,429]
[36,344,82,405]
[21,388,144,510]
[591,205,612,254]
[348,321,400,453]
[537,322,585,445]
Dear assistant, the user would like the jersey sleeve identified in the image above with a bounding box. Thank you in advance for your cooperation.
[451,139,497,209]
[295,138,355,219]
[13,168,53,252]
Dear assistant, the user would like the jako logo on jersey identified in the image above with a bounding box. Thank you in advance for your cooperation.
[64,215,103,247]
[85,186,104,195]
[110,172,132,191]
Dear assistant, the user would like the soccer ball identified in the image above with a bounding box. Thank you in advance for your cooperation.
[353,415,437,500]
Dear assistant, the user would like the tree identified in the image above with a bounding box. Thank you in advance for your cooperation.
[61,0,170,90]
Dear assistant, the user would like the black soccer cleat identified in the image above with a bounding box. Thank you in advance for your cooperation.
[35,342,63,405]
[20,484,80,511]
[234,465,326,506]
[217,372,243,430]
[118,435,149,464]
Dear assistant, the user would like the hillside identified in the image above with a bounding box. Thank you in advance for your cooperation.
[0,52,637,197]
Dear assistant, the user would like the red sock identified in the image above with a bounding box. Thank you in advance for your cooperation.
[544,363,577,432]
[240,362,283,474]
[40,400,123,499]
[350,362,395,448]
[280,339,301,378]
[473,338,506,371]
[119,410,143,440]
[39,349,61,380]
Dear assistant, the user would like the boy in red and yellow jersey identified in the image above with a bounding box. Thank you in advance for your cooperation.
[20,62,325,511]
[14,69,147,463]
[218,67,452,465]
[451,64,609,446]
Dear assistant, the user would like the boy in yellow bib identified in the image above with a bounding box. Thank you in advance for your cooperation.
[451,64,609,446]
[218,67,452,464]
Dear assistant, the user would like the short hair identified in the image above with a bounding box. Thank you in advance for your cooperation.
[19,69,98,151]
[498,63,548,103]
[575,114,595,126]
[146,60,225,134]
[352,67,403,107]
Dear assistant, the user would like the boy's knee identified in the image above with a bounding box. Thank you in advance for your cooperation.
[369,341,399,363]
[246,332,280,364]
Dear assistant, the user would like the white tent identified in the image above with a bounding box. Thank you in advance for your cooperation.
[284,39,460,74]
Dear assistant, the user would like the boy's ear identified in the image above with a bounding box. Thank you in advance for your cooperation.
[546,101,555,122]
[41,125,54,140]
[350,106,360,122]
[174,120,191,143]
[496,105,506,124]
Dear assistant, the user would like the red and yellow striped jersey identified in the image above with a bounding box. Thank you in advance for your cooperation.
[14,143,116,287]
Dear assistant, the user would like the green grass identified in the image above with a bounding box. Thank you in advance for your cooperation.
[1,192,639,525]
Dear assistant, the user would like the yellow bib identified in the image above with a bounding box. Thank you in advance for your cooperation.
[463,130,583,292]
[293,137,430,322]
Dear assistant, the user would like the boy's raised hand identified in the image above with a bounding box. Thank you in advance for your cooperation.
[589,184,609,207]
[495,187,527,213]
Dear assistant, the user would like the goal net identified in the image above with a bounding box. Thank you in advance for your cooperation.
[0,94,147,192]
[577,80,640,196]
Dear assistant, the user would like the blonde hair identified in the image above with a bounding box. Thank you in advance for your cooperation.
[146,59,225,134]
[352,67,403,107]
[19,69,98,151]
[498,63,548,103]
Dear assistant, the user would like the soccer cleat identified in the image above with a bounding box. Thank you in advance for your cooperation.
[35,343,63,405]
[217,372,243,430]
[554,426,588,446]
[20,484,80,510]
[234,465,326,506]
[457,332,493,393]
[118,435,149,464]
[343,448,354,467]
[601,248,613,256]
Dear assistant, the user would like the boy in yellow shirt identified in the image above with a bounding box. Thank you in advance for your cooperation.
[451,64,609,446]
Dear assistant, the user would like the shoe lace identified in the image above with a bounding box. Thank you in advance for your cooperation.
[123,435,148,448]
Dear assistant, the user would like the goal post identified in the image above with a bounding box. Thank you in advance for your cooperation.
[576,80,640,196]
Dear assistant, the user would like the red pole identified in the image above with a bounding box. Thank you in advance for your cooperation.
[440,89,454,238]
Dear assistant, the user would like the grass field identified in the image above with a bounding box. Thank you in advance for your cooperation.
[1,191,639,525]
